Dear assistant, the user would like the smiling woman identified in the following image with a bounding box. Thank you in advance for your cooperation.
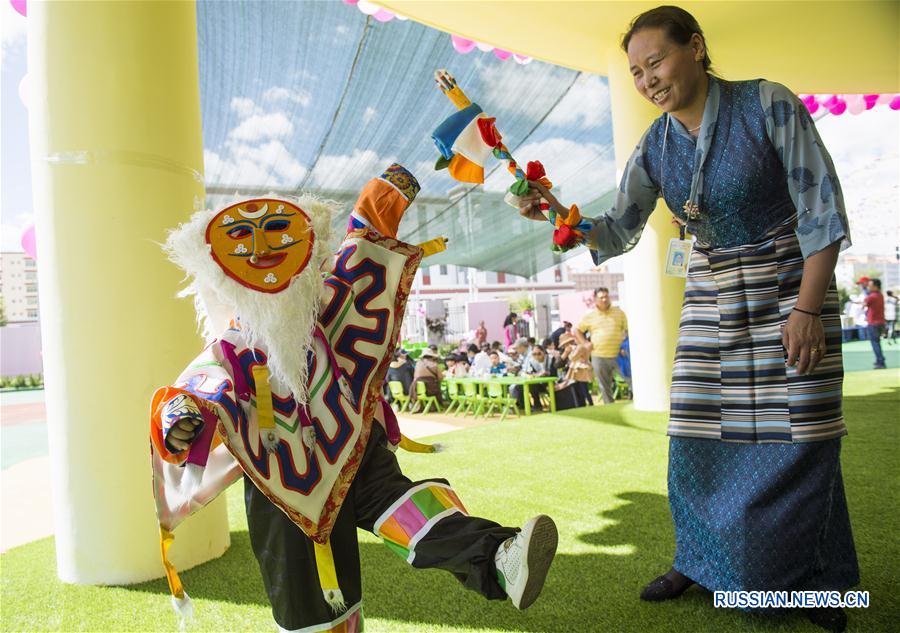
[516,5,860,631]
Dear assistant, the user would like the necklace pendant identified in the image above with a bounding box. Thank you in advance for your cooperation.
[683,200,701,220]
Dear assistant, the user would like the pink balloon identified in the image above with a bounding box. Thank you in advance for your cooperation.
[829,99,847,115]
[493,48,512,61]
[876,94,893,105]
[10,0,26,17]
[372,8,394,22]
[821,95,839,109]
[799,94,816,108]
[847,97,866,115]
[21,224,37,260]
[804,100,820,114]
[863,94,879,109]
[450,34,476,54]
[890,95,900,111]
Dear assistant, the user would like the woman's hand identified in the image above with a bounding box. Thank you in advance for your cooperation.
[783,310,826,374]
[517,180,568,222]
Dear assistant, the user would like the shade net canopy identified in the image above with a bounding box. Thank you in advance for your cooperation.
[198,0,616,276]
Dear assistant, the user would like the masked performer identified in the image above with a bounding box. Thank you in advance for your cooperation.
[149,165,557,633]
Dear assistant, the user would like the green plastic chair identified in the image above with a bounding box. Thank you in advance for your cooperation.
[412,380,442,415]
[444,381,464,415]
[388,381,410,413]
[459,381,485,417]
[483,381,519,421]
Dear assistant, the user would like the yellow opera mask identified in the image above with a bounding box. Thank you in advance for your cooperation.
[205,198,314,293]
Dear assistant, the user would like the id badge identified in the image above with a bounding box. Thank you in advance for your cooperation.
[664,238,693,277]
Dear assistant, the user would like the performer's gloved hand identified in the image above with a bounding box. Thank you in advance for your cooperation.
[164,417,203,453]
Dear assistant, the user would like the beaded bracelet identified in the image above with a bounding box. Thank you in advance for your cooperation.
[793,307,821,317]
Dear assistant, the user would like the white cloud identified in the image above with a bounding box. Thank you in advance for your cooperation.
[228,112,294,142]
[482,137,615,204]
[263,86,311,108]
[362,106,377,125]
[230,97,262,118]
[544,75,611,129]
[0,212,33,252]
[309,149,397,191]
[477,62,576,121]
[1,3,25,68]
[205,140,306,187]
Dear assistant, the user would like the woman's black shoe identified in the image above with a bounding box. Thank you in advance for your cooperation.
[807,607,847,632]
[639,569,695,601]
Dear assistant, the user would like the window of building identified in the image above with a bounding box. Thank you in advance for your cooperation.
[439,265,448,275]
[26,271,37,281]
[27,309,39,319]
[27,296,39,306]
[26,284,37,293]
[497,272,506,284]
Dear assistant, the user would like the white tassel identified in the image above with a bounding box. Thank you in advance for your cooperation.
[302,426,317,458]
[260,428,280,453]
[338,375,356,408]
[178,463,204,500]
[430,442,446,453]
[323,589,347,614]
[170,591,194,631]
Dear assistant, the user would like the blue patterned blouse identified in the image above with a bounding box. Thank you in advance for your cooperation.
[587,77,851,263]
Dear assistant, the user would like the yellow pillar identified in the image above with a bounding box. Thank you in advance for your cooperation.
[607,62,686,412]
[27,2,230,583]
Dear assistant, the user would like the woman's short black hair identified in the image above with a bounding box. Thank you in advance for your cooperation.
[621,5,711,73]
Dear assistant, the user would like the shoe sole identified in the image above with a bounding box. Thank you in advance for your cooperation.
[518,515,558,609]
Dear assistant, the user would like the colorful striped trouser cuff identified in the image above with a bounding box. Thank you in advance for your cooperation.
[373,482,468,564]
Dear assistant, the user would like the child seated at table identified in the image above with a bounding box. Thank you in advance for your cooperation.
[489,351,507,375]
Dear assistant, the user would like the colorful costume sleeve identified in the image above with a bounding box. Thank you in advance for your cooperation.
[759,80,852,259]
[586,131,661,265]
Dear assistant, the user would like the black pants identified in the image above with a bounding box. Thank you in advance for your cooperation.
[510,383,548,411]
[245,423,516,631]
[572,382,593,407]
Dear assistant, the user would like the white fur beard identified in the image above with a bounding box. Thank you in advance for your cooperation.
[164,193,337,406]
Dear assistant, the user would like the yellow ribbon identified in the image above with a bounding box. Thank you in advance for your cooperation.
[159,525,184,599]
[399,433,438,453]
[417,237,448,258]
[251,364,275,429]
[313,537,345,611]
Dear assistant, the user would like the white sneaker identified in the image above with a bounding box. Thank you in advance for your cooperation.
[494,515,558,609]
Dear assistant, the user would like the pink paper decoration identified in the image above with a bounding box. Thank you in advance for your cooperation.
[10,0,26,17]
[342,0,358,4]
[493,48,512,61]
[890,95,900,111]
[21,224,37,260]
[372,8,394,22]
[805,100,820,114]
[863,94,879,109]
[829,99,847,115]
[845,94,866,115]
[821,95,839,110]
[451,34,476,54]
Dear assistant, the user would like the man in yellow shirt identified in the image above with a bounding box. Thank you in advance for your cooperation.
[574,287,629,404]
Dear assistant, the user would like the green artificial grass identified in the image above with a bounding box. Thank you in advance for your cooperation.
[841,339,900,373]
[2,370,898,632]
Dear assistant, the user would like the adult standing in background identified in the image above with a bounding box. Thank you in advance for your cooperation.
[884,290,897,344]
[410,348,444,405]
[862,279,886,368]
[503,312,519,349]
[574,287,630,404]
[518,6,857,631]
[475,320,488,347]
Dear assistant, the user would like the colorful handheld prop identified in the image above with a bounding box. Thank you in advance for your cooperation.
[431,69,593,252]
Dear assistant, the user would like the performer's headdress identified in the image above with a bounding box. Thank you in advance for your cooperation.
[164,195,336,403]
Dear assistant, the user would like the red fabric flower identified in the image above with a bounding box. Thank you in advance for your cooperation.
[526,161,546,182]
[553,224,578,249]
[477,117,502,147]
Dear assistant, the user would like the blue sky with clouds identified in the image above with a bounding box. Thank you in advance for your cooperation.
[2,0,897,264]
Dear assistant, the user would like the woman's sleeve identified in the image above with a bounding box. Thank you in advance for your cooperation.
[759,80,851,258]
[586,130,661,265]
